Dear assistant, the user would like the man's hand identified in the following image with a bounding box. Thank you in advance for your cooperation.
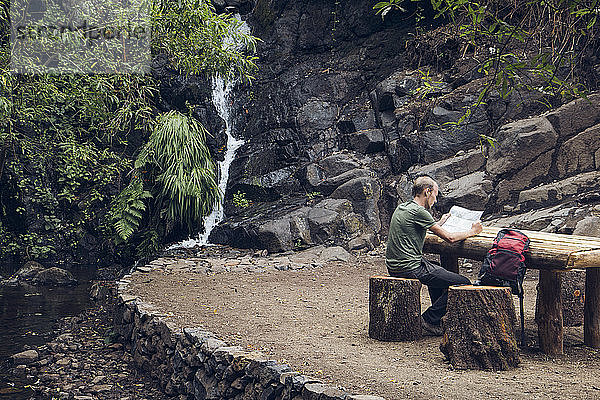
[430,220,484,243]
[439,213,450,226]
[470,221,483,236]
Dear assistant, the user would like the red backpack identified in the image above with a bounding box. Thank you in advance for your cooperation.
[475,228,530,346]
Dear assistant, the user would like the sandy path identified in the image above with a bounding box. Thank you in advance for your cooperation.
[127,249,600,400]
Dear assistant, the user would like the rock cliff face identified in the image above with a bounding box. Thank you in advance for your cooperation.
[209,0,600,252]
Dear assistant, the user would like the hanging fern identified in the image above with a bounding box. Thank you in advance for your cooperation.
[110,176,153,243]
[135,110,220,232]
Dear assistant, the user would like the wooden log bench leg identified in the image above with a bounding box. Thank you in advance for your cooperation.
[440,252,459,274]
[440,285,520,370]
[536,270,563,356]
[560,270,586,327]
[368,276,422,341]
[585,267,600,348]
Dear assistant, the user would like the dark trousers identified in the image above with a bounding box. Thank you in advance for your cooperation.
[390,258,470,326]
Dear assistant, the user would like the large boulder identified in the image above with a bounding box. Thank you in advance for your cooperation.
[307,199,363,243]
[572,216,600,238]
[495,150,554,205]
[407,148,485,188]
[247,198,371,253]
[2,261,45,285]
[518,171,600,209]
[486,116,558,176]
[302,153,361,189]
[11,350,39,365]
[556,124,600,178]
[487,204,575,232]
[31,267,78,286]
[343,129,385,154]
[0,262,76,287]
[417,124,486,164]
[331,176,382,232]
[317,168,373,195]
[257,218,296,253]
[319,153,360,177]
[440,171,493,210]
[543,93,600,140]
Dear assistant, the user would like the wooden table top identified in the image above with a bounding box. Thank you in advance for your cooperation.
[424,226,600,270]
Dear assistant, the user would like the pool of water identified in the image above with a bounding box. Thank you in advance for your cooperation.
[0,266,95,398]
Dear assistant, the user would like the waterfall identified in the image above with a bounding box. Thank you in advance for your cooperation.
[197,78,245,245]
[170,78,244,249]
[169,16,249,249]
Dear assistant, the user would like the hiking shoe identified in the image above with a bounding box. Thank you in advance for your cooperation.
[421,316,443,336]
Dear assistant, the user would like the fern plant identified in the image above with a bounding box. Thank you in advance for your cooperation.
[110,176,152,243]
[135,110,220,232]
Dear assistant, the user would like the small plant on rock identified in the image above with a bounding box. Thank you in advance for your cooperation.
[233,191,251,208]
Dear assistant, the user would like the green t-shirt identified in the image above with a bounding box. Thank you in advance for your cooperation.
[385,200,436,274]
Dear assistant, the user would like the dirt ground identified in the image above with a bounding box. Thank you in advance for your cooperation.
[128,246,600,400]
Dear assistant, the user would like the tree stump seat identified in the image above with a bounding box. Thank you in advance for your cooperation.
[440,285,520,370]
[368,276,422,341]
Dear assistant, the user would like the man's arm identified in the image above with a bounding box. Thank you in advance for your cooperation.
[429,221,483,243]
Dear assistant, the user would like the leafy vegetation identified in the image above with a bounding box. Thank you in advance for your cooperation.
[110,176,152,244]
[374,0,600,132]
[134,110,220,235]
[232,191,251,208]
[0,0,258,266]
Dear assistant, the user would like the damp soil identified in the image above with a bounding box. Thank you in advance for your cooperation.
[128,247,600,400]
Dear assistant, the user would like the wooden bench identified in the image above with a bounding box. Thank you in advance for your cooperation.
[424,226,600,356]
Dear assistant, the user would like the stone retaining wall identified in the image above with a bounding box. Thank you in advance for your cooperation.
[111,270,385,400]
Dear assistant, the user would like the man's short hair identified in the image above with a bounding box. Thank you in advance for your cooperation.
[412,175,436,197]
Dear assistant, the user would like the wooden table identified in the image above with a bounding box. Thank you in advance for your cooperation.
[424,226,600,356]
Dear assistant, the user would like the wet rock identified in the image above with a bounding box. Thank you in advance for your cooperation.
[418,122,488,165]
[343,129,385,154]
[337,97,377,134]
[11,349,39,365]
[32,267,78,286]
[302,154,361,190]
[317,169,373,195]
[385,136,416,174]
[297,99,338,137]
[1,261,45,286]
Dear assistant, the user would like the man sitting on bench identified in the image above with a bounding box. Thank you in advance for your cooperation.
[385,175,482,336]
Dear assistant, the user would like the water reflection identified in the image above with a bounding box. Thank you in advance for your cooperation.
[0,266,94,398]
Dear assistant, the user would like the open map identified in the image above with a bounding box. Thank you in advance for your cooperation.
[441,205,484,233]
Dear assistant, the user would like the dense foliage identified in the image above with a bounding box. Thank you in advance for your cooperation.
[375,0,600,134]
[0,0,257,269]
